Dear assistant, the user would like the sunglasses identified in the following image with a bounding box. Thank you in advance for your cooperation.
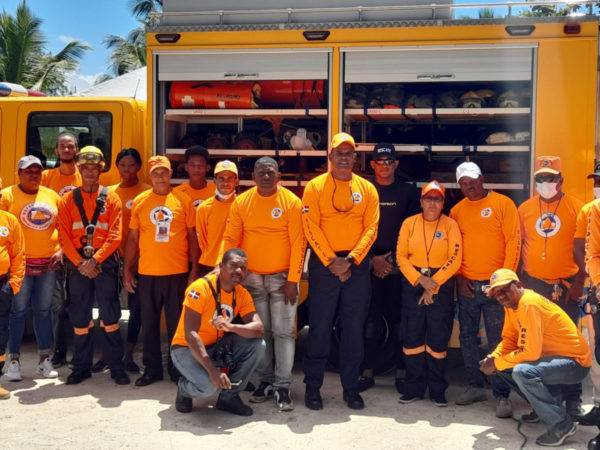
[373,159,396,166]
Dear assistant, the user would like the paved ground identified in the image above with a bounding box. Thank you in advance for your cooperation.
[2,342,598,449]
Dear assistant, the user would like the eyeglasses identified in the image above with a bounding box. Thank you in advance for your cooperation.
[373,159,395,166]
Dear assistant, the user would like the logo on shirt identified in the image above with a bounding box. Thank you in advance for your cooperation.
[434,231,444,239]
[149,206,174,225]
[271,207,283,219]
[481,207,492,218]
[212,304,234,323]
[535,213,561,238]
[0,226,8,237]
[352,192,363,204]
[58,185,77,197]
[188,289,200,301]
[20,202,56,231]
[193,199,203,208]
[125,199,134,210]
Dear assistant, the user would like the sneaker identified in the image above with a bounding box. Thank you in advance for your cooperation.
[399,394,423,404]
[216,394,253,416]
[36,357,59,379]
[566,400,584,420]
[579,406,600,427]
[249,382,274,403]
[275,387,294,412]
[4,360,22,382]
[175,385,193,413]
[455,386,487,405]
[521,410,540,423]
[495,397,512,419]
[431,395,448,407]
[0,385,9,399]
[535,418,576,447]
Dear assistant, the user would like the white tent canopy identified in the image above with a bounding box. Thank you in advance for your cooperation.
[79,67,146,100]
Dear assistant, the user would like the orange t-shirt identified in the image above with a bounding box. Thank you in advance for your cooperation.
[171,273,256,347]
[173,181,216,209]
[450,191,521,280]
[585,200,600,285]
[301,172,379,266]
[396,213,462,291]
[129,189,195,276]
[519,193,583,281]
[196,195,233,268]
[0,185,60,259]
[41,167,82,197]
[0,210,25,294]
[109,181,150,254]
[492,289,591,371]
[57,188,122,266]
[575,199,596,240]
[222,186,306,283]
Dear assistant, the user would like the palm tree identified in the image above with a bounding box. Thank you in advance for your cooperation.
[103,26,146,77]
[129,0,163,23]
[0,1,90,94]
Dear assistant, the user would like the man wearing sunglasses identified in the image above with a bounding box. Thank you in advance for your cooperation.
[358,143,419,393]
[481,269,591,447]
[301,132,379,411]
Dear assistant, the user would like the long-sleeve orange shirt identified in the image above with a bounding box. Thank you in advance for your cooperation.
[585,200,600,285]
[519,193,583,281]
[222,186,306,283]
[0,210,25,294]
[450,191,521,280]
[57,188,122,266]
[196,195,233,268]
[491,289,591,371]
[396,213,462,292]
[301,172,379,266]
[41,168,82,197]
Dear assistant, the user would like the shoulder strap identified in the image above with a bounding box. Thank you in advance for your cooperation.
[202,275,236,316]
[91,187,108,226]
[72,188,89,227]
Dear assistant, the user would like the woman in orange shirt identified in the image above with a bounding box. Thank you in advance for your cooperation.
[396,181,462,406]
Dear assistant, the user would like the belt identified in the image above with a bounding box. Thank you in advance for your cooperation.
[524,272,574,287]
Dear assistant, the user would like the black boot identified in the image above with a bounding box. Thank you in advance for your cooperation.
[581,407,600,426]
[588,431,600,450]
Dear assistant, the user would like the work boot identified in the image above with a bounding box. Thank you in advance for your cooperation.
[566,400,585,420]
[0,385,9,400]
[175,385,193,413]
[66,370,92,385]
[216,394,253,416]
[580,406,600,426]
[304,385,323,410]
[495,397,512,419]
[111,368,131,385]
[535,417,576,447]
[358,376,375,392]
[249,381,274,403]
[455,386,487,405]
[589,431,600,450]
[343,390,364,410]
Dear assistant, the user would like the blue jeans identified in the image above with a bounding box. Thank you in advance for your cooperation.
[9,271,56,357]
[458,280,509,398]
[497,357,589,427]
[171,334,265,400]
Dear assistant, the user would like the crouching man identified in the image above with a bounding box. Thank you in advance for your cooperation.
[481,269,591,447]
[170,248,265,416]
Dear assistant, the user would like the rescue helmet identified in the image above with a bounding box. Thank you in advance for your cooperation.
[76,146,105,167]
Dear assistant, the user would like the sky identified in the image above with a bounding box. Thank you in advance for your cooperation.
[2,0,140,92]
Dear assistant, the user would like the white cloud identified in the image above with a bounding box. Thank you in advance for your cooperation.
[58,34,91,47]
[66,71,103,93]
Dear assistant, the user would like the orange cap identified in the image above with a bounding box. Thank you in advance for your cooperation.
[148,155,172,175]
[330,132,356,150]
[421,180,445,198]
[534,156,561,176]
[486,268,520,294]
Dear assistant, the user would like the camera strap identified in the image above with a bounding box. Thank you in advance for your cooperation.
[203,276,236,317]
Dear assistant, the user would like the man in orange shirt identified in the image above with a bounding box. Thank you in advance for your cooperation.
[196,160,238,276]
[519,156,586,417]
[43,131,82,368]
[171,248,265,416]
[57,146,128,385]
[302,132,379,411]
[223,157,305,411]
[0,176,26,400]
[125,156,199,387]
[450,161,520,416]
[1,156,61,383]
[482,269,591,447]
[173,146,215,208]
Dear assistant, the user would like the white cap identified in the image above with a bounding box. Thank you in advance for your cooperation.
[456,162,482,182]
[18,155,43,170]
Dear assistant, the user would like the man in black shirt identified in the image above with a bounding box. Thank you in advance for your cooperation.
[359,143,420,392]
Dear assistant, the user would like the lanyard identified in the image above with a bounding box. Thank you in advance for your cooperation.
[422,214,441,271]
[331,175,354,213]
[203,276,237,339]
[537,194,563,260]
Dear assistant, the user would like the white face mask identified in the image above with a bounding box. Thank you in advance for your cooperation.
[594,187,600,199]
[215,188,235,201]
[535,182,559,200]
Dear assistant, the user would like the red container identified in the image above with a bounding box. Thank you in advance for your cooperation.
[170,81,257,109]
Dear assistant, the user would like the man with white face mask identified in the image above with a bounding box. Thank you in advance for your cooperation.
[518,155,585,419]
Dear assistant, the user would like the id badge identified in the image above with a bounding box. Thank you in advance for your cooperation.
[155,221,170,242]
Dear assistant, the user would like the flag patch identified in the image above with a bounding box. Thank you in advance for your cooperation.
[188,290,200,300]
[302,206,310,213]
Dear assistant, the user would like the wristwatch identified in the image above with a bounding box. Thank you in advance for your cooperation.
[345,255,355,265]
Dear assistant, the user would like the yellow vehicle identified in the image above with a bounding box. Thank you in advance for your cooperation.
[0,95,147,187]
[146,1,598,205]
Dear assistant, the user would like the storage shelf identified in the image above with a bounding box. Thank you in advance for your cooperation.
[355,143,530,153]
[166,148,327,157]
[165,108,328,121]
[416,181,525,190]
[171,178,309,187]
[345,107,530,121]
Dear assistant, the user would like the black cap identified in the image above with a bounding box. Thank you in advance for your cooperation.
[588,161,600,179]
[372,142,397,160]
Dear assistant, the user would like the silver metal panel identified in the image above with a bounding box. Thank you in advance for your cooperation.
[158,49,329,81]
[344,46,534,83]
